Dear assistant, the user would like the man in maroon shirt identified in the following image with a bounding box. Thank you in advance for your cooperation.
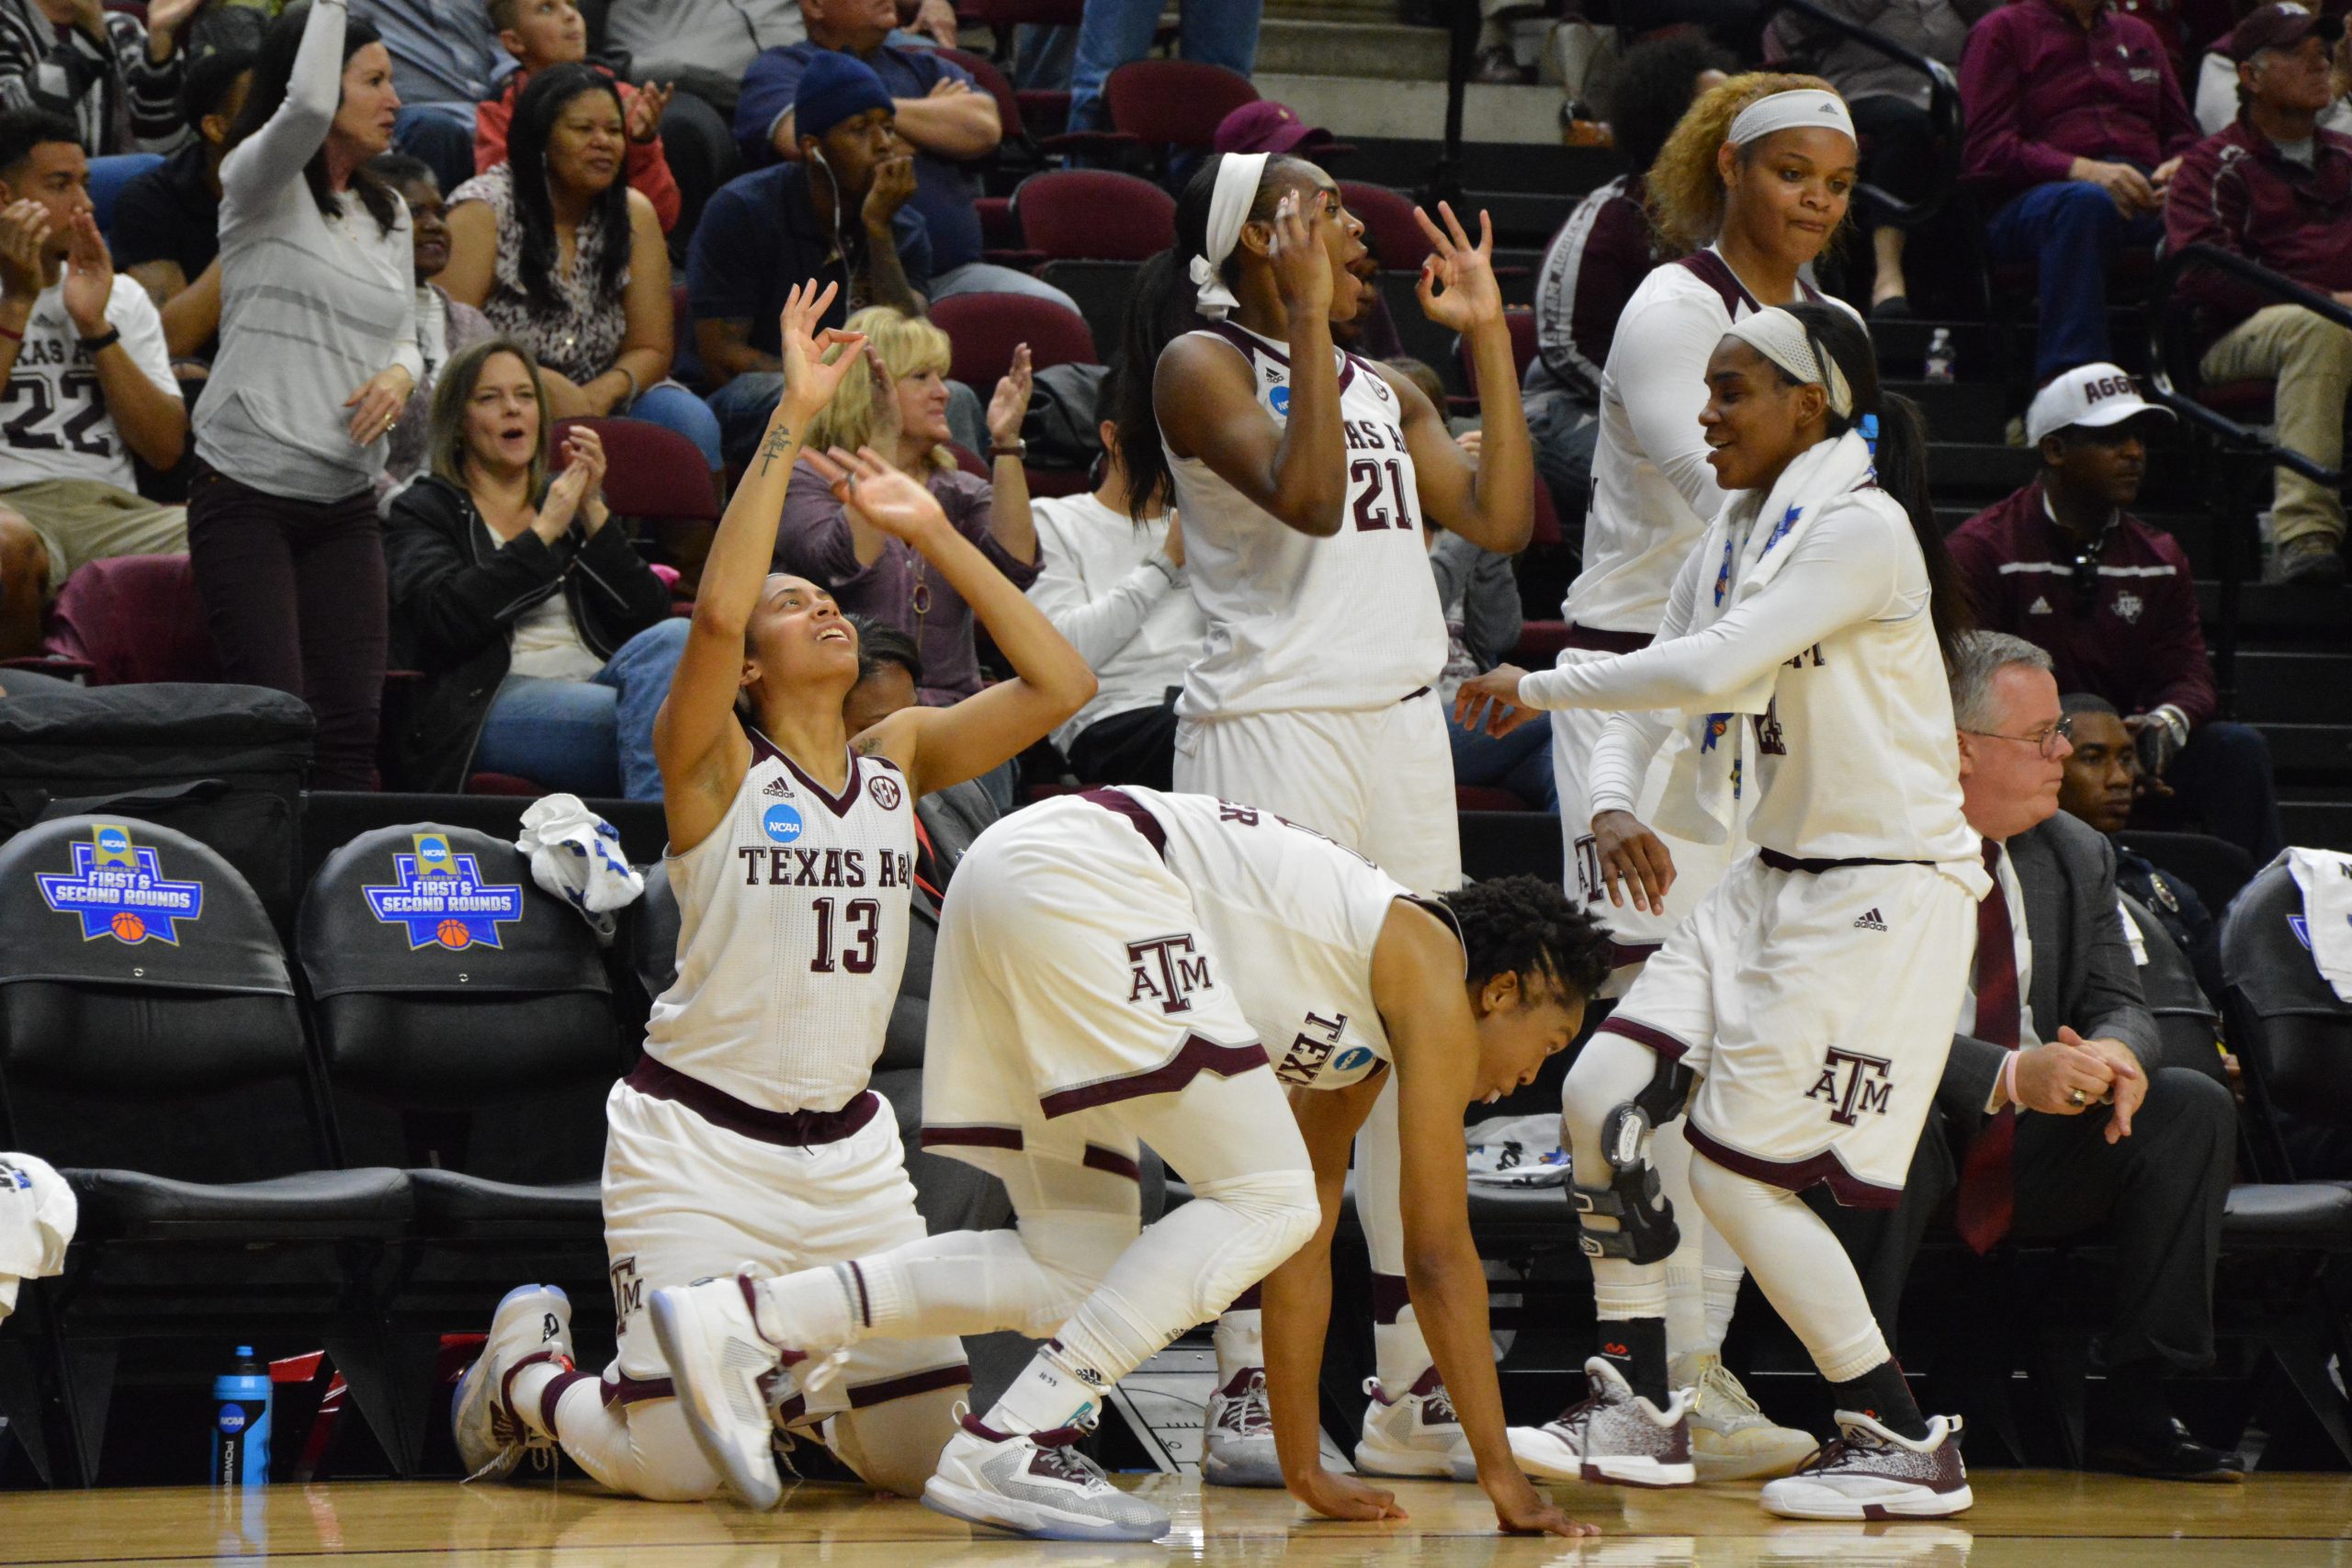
[1948,366,2286,863]
[1962,0,2201,383]
[2165,3,2352,583]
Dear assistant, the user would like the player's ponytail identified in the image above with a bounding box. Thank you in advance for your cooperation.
[1781,302,1971,672]
[1114,152,1316,517]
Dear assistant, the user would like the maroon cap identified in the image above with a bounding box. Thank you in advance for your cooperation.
[2229,2,2342,62]
[1212,101,1337,156]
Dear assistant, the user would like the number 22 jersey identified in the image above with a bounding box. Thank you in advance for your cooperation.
[1163,321,1448,720]
[644,730,916,1115]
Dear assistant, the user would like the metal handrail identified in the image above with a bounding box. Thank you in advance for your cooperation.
[2146,243,2349,486]
[1754,0,1964,227]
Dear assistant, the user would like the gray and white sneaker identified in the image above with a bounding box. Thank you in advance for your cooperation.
[923,1412,1170,1541]
[1509,1356,1694,1486]
[1674,1350,1819,1482]
[450,1283,573,1483]
[1357,1369,1476,1481]
[1759,1411,1973,1519]
[1202,1365,1283,1487]
[649,1269,803,1510]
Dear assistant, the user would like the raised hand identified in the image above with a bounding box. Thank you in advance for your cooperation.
[986,343,1032,447]
[1264,187,1333,321]
[535,458,593,540]
[912,0,958,46]
[0,199,51,303]
[1413,200,1501,333]
[626,81,673,144]
[806,446,949,544]
[145,0,204,47]
[773,279,868,428]
[560,423,607,501]
[864,152,918,230]
[61,211,112,338]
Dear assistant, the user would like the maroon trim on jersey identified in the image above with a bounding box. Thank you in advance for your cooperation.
[1608,940,1663,970]
[1370,1271,1410,1325]
[1683,1119,1903,1211]
[1082,1143,1142,1181]
[1080,785,1168,859]
[1758,849,1931,875]
[1038,1033,1271,1118]
[625,1056,880,1146]
[1204,319,1284,368]
[1564,623,1656,655]
[1596,1014,1692,1063]
[922,1122,1024,1152]
[1672,251,1825,318]
[600,1371,676,1407]
[847,1361,974,1408]
[746,726,866,818]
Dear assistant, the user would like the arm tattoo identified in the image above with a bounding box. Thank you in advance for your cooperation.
[757,423,795,476]
[850,731,881,756]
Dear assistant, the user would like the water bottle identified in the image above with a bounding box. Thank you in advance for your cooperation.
[1924,328,1956,384]
[210,1347,271,1486]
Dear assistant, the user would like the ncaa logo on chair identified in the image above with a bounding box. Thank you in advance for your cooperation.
[37,822,205,944]
[362,832,526,951]
[763,803,806,844]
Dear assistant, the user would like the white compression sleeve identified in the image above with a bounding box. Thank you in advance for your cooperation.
[1688,1151,1888,1382]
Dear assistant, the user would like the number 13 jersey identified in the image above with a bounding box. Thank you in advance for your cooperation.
[1164,321,1448,720]
[645,731,916,1115]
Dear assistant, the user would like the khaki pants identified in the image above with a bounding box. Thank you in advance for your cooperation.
[0,478,187,592]
[2199,302,2352,547]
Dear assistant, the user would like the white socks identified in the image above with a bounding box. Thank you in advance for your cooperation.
[983,1341,1108,1436]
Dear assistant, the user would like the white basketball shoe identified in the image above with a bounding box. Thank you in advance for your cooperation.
[450,1283,573,1482]
[1356,1369,1476,1481]
[1508,1357,1694,1486]
[1201,1365,1284,1487]
[649,1269,802,1510]
[1758,1411,1973,1519]
[1673,1350,1821,1481]
[923,1411,1171,1541]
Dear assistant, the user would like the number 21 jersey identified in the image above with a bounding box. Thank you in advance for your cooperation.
[1164,321,1447,720]
[645,731,916,1115]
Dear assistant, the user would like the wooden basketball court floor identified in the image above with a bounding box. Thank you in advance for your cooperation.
[11,1472,2351,1567]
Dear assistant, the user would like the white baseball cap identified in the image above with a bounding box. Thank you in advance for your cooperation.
[2025,363,2177,446]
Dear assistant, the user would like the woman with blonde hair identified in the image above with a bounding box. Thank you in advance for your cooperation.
[1539,70,1860,1484]
[775,305,1039,706]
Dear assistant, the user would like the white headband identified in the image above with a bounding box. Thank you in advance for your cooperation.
[1725,306,1852,419]
[1726,87,1855,148]
[1190,152,1268,321]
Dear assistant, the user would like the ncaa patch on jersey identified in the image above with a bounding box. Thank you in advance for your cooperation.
[763,803,806,843]
[1268,385,1290,417]
[362,832,526,951]
[1332,1045,1374,1074]
[37,822,204,944]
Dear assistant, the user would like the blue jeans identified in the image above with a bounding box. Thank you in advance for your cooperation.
[929,261,1080,314]
[1984,181,2163,383]
[1448,705,1557,810]
[471,616,688,800]
[392,103,478,200]
[627,380,724,470]
[1069,0,1262,132]
[707,373,984,468]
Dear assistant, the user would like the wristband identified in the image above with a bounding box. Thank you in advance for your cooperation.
[989,437,1025,459]
[78,325,120,355]
[1999,1050,2022,1111]
[0,321,21,342]
[1145,551,1182,587]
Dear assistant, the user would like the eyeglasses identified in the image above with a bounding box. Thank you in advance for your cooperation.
[1962,716,2074,760]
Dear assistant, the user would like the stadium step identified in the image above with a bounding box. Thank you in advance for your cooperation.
[2256,722,2352,780]
[2233,650,2352,722]
[1888,378,2011,446]
[2279,792,2352,852]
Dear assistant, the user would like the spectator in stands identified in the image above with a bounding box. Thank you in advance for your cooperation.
[0,109,187,658]
[1064,0,1257,138]
[2058,689,2223,1000]
[384,337,684,795]
[1948,367,2287,863]
[775,304,1037,705]
[363,0,503,194]
[0,0,197,156]
[371,152,493,492]
[1023,404,1201,790]
[603,0,801,119]
[1961,0,2200,386]
[111,41,253,361]
[690,53,929,468]
[474,0,680,233]
[190,0,418,792]
[1823,632,2244,1483]
[1771,0,1989,316]
[443,63,723,479]
[735,0,1076,310]
[2165,3,2352,585]
[1522,30,1726,552]
[842,613,1000,856]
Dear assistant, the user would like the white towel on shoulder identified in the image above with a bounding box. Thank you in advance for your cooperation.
[0,1153,76,1322]
[516,794,646,944]
[2277,846,2352,1003]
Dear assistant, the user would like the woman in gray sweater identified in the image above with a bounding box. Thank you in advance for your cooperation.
[188,0,419,788]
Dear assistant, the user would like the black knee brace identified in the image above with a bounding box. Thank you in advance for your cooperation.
[1571,1102,1680,1264]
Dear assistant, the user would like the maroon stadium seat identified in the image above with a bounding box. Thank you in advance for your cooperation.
[1104,59,1256,153]
[931,292,1098,390]
[44,554,218,686]
[1339,181,1430,273]
[551,417,718,524]
[1012,170,1176,262]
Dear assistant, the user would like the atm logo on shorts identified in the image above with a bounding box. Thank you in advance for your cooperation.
[1805,1046,1894,1126]
[1125,932,1211,1014]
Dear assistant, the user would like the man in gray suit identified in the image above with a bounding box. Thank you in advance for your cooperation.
[1820,632,2241,1482]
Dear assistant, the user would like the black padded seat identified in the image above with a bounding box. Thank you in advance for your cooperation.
[67,1166,413,1240]
[408,1170,603,1234]
[2218,1181,2352,1250]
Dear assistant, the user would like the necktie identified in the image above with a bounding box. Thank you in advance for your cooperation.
[1954,838,2020,1253]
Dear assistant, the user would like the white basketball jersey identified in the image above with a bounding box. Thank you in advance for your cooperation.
[1119,785,1451,1093]
[1163,321,1448,719]
[645,732,916,1114]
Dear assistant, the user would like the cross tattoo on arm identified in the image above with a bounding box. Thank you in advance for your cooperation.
[757,423,795,477]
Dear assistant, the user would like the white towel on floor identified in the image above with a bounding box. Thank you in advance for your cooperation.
[2277,847,2352,1004]
[1464,1112,1571,1188]
[0,1153,75,1321]
[516,795,644,945]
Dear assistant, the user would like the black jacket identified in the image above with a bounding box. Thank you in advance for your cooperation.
[383,474,673,792]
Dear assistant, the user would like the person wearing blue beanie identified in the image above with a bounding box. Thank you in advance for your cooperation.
[793,50,896,141]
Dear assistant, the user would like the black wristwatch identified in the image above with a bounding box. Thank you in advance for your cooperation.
[78,325,121,355]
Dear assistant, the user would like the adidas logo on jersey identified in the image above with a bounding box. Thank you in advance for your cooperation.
[1852,908,1889,931]
[763,776,794,798]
